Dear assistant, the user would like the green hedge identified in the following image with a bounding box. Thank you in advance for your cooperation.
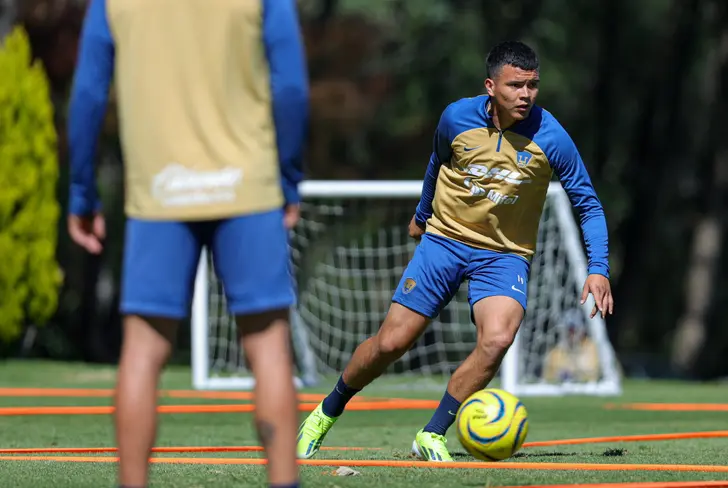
[0,26,62,343]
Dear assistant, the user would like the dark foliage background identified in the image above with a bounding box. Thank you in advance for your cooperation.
[2,0,727,380]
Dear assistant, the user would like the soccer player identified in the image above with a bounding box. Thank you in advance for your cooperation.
[297,41,613,462]
[67,1,308,487]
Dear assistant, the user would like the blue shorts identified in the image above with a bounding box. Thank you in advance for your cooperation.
[392,233,530,321]
[120,209,295,319]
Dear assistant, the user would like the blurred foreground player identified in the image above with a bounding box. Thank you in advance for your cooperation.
[297,41,613,462]
[67,1,308,486]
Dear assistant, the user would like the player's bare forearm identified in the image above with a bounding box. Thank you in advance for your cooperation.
[580,274,613,319]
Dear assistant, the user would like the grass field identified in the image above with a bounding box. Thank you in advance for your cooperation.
[0,360,727,487]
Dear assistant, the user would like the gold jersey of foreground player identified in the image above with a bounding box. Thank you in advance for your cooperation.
[68,0,308,221]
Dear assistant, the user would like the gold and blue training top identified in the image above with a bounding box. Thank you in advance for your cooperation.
[415,95,609,277]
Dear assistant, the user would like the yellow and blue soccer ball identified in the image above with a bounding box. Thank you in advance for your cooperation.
[455,388,529,461]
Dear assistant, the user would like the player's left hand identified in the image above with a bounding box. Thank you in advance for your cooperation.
[580,274,613,319]
[283,203,300,230]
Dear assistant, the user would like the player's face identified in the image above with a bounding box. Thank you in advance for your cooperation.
[485,64,540,123]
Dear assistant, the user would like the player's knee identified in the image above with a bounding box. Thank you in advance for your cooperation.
[375,305,427,358]
[478,329,516,356]
[118,315,176,373]
[376,332,411,358]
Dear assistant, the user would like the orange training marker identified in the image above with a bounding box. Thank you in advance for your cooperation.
[0,387,393,403]
[0,446,380,454]
[0,400,439,416]
[0,456,727,472]
[2,429,727,454]
[523,430,728,447]
[605,403,728,412]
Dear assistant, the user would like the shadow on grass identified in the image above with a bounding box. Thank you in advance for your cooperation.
[421,447,628,462]
[514,448,628,459]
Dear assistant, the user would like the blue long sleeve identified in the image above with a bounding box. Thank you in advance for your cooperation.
[415,106,455,227]
[67,0,114,217]
[414,154,441,227]
[549,132,610,278]
[262,0,309,205]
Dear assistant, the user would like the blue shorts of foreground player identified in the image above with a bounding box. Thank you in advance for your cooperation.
[120,209,295,319]
[392,233,530,320]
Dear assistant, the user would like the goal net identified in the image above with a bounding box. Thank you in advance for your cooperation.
[191,180,621,396]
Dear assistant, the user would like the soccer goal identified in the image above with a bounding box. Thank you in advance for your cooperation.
[191,180,622,396]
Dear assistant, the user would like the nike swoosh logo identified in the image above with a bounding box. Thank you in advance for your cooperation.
[511,285,526,295]
[448,410,457,416]
[463,145,482,152]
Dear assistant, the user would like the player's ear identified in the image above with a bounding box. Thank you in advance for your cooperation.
[484,78,495,97]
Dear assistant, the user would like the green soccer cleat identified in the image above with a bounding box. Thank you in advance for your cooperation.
[297,402,338,459]
[411,429,454,462]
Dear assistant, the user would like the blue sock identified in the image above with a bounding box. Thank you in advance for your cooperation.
[270,484,299,488]
[321,376,361,417]
[423,390,461,436]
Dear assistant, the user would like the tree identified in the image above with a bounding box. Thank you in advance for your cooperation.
[0,26,61,343]
[672,0,728,378]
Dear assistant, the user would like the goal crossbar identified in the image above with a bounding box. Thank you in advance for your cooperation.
[299,180,562,198]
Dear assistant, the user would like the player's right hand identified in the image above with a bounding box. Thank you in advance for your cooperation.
[580,274,614,319]
[408,215,425,241]
[283,203,301,230]
[68,213,106,255]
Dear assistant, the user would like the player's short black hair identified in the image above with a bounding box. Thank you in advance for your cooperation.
[486,41,539,78]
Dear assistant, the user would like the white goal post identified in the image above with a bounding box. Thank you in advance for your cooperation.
[191,180,622,396]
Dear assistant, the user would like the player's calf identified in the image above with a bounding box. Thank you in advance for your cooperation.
[238,309,299,487]
[325,303,428,412]
[115,315,177,488]
[311,302,429,423]
[297,303,429,459]
[419,296,523,448]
